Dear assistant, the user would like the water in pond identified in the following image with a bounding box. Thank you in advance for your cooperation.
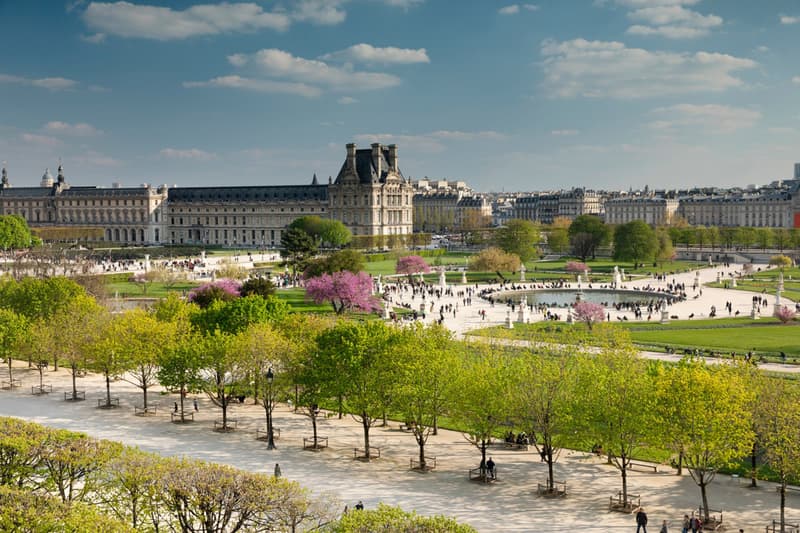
[496,289,669,307]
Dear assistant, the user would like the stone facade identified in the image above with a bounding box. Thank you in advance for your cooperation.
[604,196,680,226]
[0,143,414,246]
[413,192,491,233]
[513,188,603,224]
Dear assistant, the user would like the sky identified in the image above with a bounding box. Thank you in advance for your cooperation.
[1,0,799,192]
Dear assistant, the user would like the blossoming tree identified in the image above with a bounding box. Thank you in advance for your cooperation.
[305,271,381,314]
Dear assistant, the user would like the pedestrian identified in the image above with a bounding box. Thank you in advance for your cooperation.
[193,397,199,411]
[273,463,281,478]
[486,457,496,479]
[355,500,364,510]
[636,507,648,533]
[660,519,668,533]
[681,514,690,533]
[690,514,701,533]
[173,401,178,413]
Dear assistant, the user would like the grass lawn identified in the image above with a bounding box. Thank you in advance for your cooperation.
[528,259,707,276]
[104,275,201,299]
[708,268,800,301]
[273,287,332,313]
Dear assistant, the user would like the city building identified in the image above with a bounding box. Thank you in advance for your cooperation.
[512,188,603,225]
[604,195,680,226]
[412,191,491,233]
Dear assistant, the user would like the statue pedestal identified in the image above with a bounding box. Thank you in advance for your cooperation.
[505,310,514,329]
[660,310,670,324]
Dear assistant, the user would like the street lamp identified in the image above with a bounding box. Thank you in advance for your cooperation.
[265,367,276,450]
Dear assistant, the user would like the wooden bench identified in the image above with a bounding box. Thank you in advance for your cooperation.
[134,405,158,416]
[353,446,381,460]
[609,491,640,512]
[399,422,416,432]
[777,485,800,494]
[626,461,658,473]
[468,466,496,483]
[410,457,437,471]
[97,397,120,408]
[1,379,21,389]
[31,384,52,395]
[171,411,194,423]
[303,436,328,450]
[64,390,86,401]
[255,427,281,441]
[537,480,567,497]
[214,418,237,431]
[766,519,800,533]
[504,442,529,451]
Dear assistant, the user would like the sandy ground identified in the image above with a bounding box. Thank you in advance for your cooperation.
[1,361,798,532]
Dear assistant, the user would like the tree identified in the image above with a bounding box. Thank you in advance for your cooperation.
[0,277,86,323]
[0,215,34,250]
[305,271,381,314]
[736,227,756,249]
[654,228,676,267]
[770,255,793,269]
[239,276,276,299]
[451,343,512,481]
[0,309,27,388]
[469,247,521,273]
[774,229,792,252]
[546,219,570,255]
[215,258,249,280]
[196,332,241,431]
[573,301,605,330]
[775,306,796,324]
[318,219,352,248]
[85,309,129,408]
[494,219,539,263]
[325,504,476,533]
[192,295,289,336]
[101,448,163,530]
[393,324,459,468]
[756,227,774,250]
[613,220,658,268]
[396,255,431,275]
[157,330,206,420]
[756,379,800,533]
[281,227,318,275]
[568,215,610,261]
[314,321,398,460]
[187,279,241,309]
[0,417,50,488]
[304,249,365,278]
[565,261,589,275]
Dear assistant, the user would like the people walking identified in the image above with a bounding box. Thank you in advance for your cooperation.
[681,514,690,533]
[173,401,178,413]
[274,463,281,478]
[193,397,199,411]
[660,519,668,533]
[486,457,496,479]
[636,508,648,533]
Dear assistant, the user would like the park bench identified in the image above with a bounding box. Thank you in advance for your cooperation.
[697,507,723,531]
[31,384,52,395]
[64,390,85,401]
[537,480,567,497]
[97,397,120,408]
[399,421,416,432]
[214,418,238,432]
[765,519,800,533]
[1,378,21,389]
[410,457,437,472]
[626,461,658,473]
[468,466,496,483]
[609,491,640,512]
[504,441,529,451]
[353,446,381,460]
[134,405,158,416]
[303,436,328,450]
[255,427,281,441]
[777,485,800,494]
[171,411,194,423]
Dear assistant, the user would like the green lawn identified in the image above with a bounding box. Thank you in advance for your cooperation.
[104,276,201,299]
[273,287,332,313]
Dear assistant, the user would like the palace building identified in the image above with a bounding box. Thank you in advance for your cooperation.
[0,143,414,246]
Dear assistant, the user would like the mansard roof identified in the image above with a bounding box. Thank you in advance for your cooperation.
[168,184,328,203]
[0,187,55,198]
[61,186,156,197]
[335,147,404,185]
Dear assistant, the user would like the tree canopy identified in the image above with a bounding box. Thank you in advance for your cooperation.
[494,219,539,263]
[613,220,658,268]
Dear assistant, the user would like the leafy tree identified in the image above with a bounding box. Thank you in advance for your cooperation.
[613,220,658,268]
[568,215,610,261]
[736,227,756,249]
[318,219,352,248]
[0,417,50,488]
[770,254,793,269]
[157,330,206,420]
[85,309,130,408]
[468,247,521,273]
[314,321,398,460]
[720,227,737,249]
[325,503,476,533]
[0,309,27,388]
[654,228,675,266]
[197,332,240,431]
[0,277,86,322]
[775,306,796,324]
[215,257,249,280]
[0,215,34,250]
[305,271,381,314]
[281,227,318,275]
[192,295,289,336]
[756,227,774,250]
[304,249,365,278]
[239,276,276,299]
[573,301,605,330]
[546,226,570,254]
[396,255,431,275]
[707,226,721,249]
[494,219,539,262]
[694,226,708,249]
[101,447,163,530]
[187,279,241,309]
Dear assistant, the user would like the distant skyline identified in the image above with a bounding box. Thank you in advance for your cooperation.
[1,0,799,192]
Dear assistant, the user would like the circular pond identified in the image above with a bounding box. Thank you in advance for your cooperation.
[493,288,672,307]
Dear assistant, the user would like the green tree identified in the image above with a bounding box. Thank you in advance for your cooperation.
[239,276,276,299]
[197,332,240,431]
[546,226,570,255]
[304,249,365,278]
[0,277,86,323]
[769,254,792,270]
[756,227,774,250]
[157,330,206,420]
[0,215,34,250]
[736,227,756,249]
[318,219,352,248]
[192,295,289,336]
[494,219,539,263]
[0,309,27,388]
[613,220,658,268]
[707,226,721,250]
[324,503,476,533]
[0,417,50,488]
[568,215,610,261]
[280,227,318,275]
[85,309,130,408]
[468,247,521,273]
[654,228,675,266]
[101,447,163,530]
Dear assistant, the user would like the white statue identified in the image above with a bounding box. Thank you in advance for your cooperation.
[520,263,526,282]
[439,268,446,289]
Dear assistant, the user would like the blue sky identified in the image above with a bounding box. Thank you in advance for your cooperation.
[1,0,799,192]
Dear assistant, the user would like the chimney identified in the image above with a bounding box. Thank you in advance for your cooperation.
[371,143,381,176]
[346,143,356,171]
[388,144,398,172]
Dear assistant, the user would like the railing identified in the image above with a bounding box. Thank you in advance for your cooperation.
[410,457,437,471]
[303,436,328,450]
[64,390,86,401]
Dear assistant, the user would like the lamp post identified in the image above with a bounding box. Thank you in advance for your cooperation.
[265,367,276,450]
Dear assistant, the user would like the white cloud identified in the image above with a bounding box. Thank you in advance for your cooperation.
[354,130,505,152]
[0,73,78,91]
[540,39,757,99]
[320,43,430,64]
[551,129,579,136]
[183,75,322,98]
[80,32,106,43]
[21,133,63,147]
[231,49,401,91]
[338,96,358,104]
[83,1,290,40]
[792,76,800,85]
[610,0,722,39]
[69,150,121,167]
[379,0,424,7]
[44,121,102,136]
[499,4,538,15]
[780,15,800,25]
[649,104,761,133]
[291,0,346,25]
[755,45,769,53]
[160,148,216,161]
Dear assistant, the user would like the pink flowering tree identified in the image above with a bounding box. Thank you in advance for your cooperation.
[573,301,606,330]
[775,306,796,324]
[565,261,590,274]
[305,271,382,314]
[396,255,431,275]
[187,279,242,309]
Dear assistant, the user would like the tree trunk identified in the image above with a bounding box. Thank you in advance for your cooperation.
[221,394,228,429]
[480,440,488,479]
[700,479,710,522]
[362,414,371,461]
[677,449,683,476]
[750,441,758,487]
[71,364,77,399]
[6,358,11,382]
[433,413,438,436]
[621,457,628,504]
[142,382,148,409]
[546,447,555,491]
[338,395,343,419]
[105,373,111,406]
[179,385,186,421]
[312,413,318,447]
[418,434,426,470]
[781,481,787,533]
